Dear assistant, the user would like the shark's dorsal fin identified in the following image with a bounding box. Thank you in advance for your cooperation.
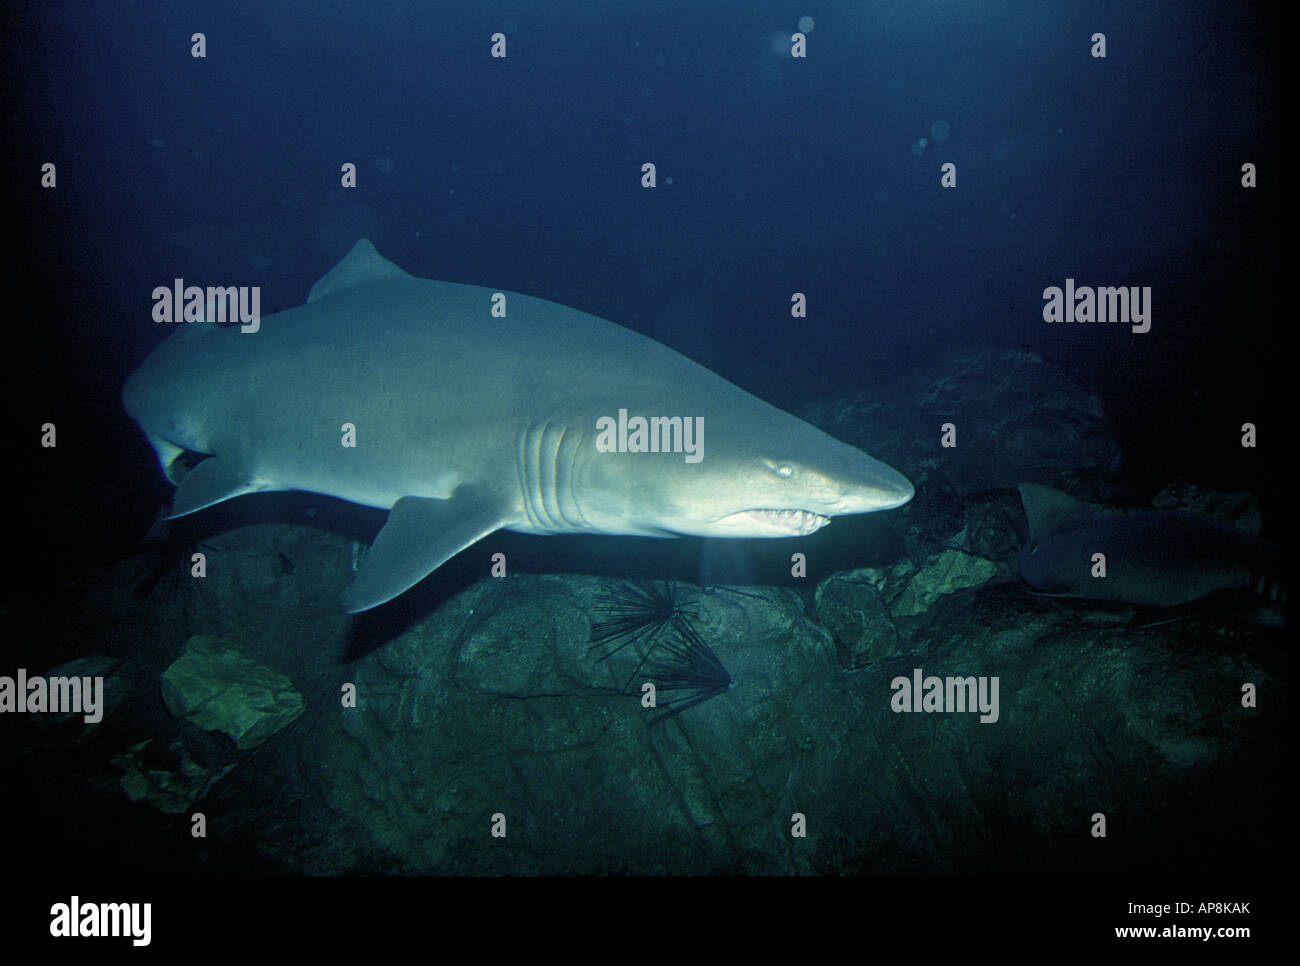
[308,238,409,303]
[1018,483,1094,550]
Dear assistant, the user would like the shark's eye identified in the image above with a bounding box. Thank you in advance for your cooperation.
[774,463,794,478]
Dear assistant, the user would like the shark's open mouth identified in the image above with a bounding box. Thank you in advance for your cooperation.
[729,508,831,535]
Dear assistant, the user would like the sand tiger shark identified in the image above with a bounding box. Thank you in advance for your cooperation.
[1017,483,1286,627]
[124,239,913,612]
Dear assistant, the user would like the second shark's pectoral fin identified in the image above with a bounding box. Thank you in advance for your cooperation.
[343,487,510,613]
[166,456,279,518]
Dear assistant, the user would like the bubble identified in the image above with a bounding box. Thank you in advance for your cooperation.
[149,138,166,149]
[930,119,951,142]
[798,16,815,32]
[375,155,394,174]
[910,138,928,157]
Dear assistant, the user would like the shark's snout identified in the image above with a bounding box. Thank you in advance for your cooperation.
[836,459,914,514]
[875,465,915,508]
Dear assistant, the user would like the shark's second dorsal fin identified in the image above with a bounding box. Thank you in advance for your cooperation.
[308,238,409,303]
[1018,483,1094,550]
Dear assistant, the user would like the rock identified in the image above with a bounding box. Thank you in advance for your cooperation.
[814,571,899,668]
[112,738,238,814]
[892,548,998,617]
[802,346,1120,502]
[1150,479,1264,535]
[300,570,1282,874]
[161,635,304,749]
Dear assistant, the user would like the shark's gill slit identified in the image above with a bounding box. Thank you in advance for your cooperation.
[520,419,583,531]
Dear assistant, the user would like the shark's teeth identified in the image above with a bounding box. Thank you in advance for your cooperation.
[746,508,830,534]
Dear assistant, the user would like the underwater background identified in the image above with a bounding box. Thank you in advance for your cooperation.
[2,0,1285,887]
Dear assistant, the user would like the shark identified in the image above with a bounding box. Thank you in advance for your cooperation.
[1017,482,1286,627]
[124,239,914,612]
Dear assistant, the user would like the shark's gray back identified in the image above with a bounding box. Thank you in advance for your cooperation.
[123,251,803,510]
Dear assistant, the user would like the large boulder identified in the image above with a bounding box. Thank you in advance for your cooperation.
[161,635,304,750]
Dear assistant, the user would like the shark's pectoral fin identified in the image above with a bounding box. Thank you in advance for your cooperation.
[343,488,510,613]
[166,456,278,518]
